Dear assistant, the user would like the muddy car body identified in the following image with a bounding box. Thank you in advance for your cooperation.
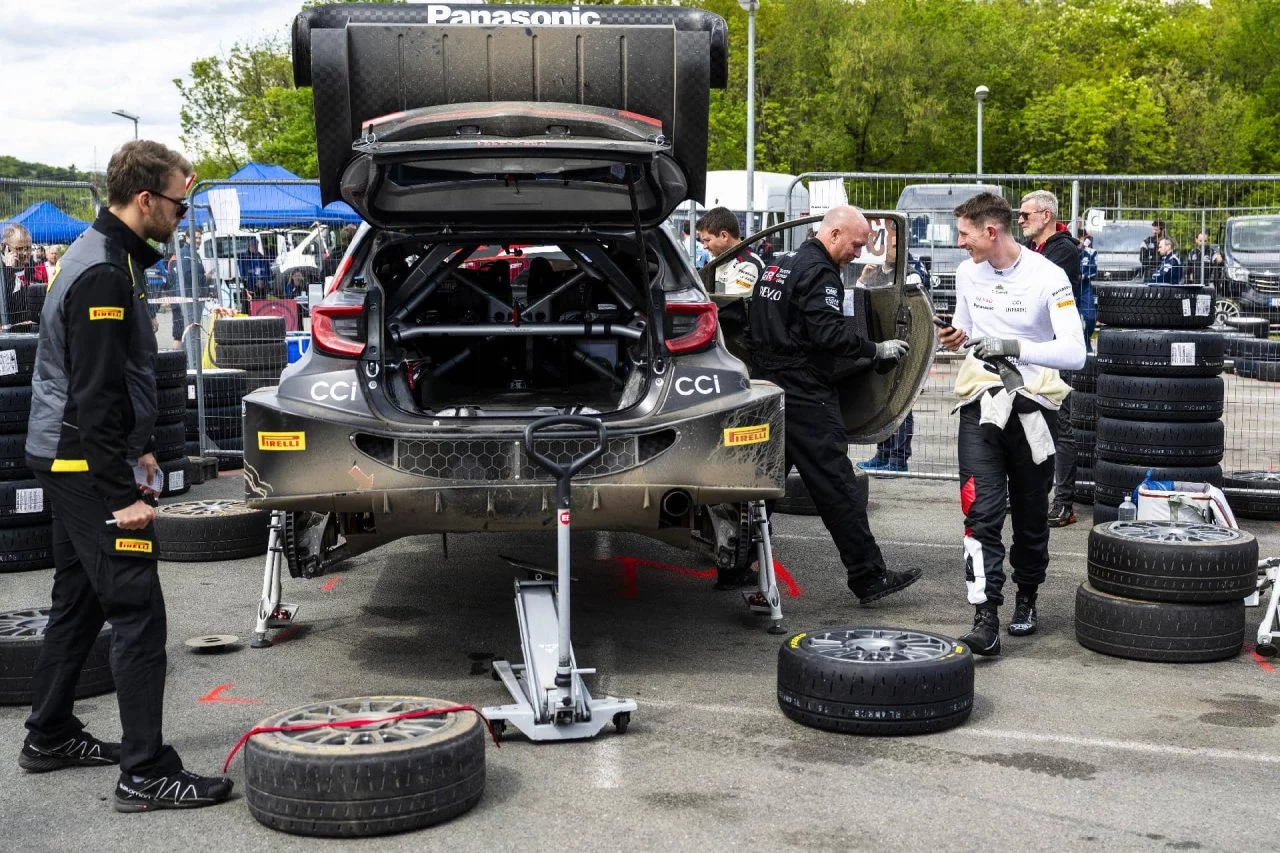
[242,4,932,572]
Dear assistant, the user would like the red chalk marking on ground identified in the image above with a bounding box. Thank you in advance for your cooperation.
[772,561,801,598]
[321,575,342,592]
[199,684,265,705]
[608,556,801,597]
[1247,646,1276,673]
[271,625,302,647]
[618,557,640,599]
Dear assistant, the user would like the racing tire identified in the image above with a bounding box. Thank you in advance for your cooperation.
[1094,418,1224,467]
[1223,471,1280,521]
[1074,582,1244,663]
[155,499,271,562]
[1068,391,1096,430]
[160,456,192,498]
[1066,353,1098,393]
[0,385,32,434]
[1250,360,1280,382]
[213,315,287,345]
[185,368,249,408]
[1225,315,1269,339]
[776,628,974,735]
[211,435,244,472]
[1073,428,1095,471]
[0,432,30,481]
[153,350,188,389]
[243,696,486,837]
[156,385,187,425]
[0,333,39,388]
[0,609,114,706]
[184,406,242,443]
[775,469,868,516]
[0,523,54,573]
[1095,329,1224,378]
[1092,502,1119,524]
[1095,375,1224,423]
[155,422,187,462]
[1094,459,1222,508]
[1087,521,1257,603]
[1095,284,1215,329]
[0,479,50,528]
[213,341,288,372]
[1228,337,1280,361]
[1074,465,1095,505]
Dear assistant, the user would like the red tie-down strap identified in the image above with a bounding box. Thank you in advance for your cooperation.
[223,704,501,774]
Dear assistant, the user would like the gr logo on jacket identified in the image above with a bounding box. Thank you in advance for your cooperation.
[24,210,159,512]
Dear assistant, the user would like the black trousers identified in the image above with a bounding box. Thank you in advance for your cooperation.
[956,401,1054,608]
[26,470,180,777]
[769,378,885,581]
[1051,392,1076,509]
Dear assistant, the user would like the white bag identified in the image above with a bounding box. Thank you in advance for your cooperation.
[1136,482,1238,529]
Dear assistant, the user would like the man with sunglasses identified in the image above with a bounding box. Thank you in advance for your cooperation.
[22,140,233,812]
[0,224,47,329]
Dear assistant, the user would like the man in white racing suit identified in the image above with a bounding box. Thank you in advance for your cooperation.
[697,206,765,296]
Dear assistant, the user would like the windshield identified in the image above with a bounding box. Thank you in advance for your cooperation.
[1090,224,1148,253]
[1228,219,1280,252]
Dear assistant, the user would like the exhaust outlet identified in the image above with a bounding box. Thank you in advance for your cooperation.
[661,489,692,518]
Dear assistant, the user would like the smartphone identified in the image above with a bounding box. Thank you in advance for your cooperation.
[932,316,953,330]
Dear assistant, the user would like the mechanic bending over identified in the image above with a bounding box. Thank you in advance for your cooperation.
[748,205,922,604]
[20,141,233,812]
[936,192,1086,656]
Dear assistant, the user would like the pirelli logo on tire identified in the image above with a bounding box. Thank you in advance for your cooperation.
[257,431,307,452]
[724,424,770,447]
[115,538,153,554]
[89,306,125,321]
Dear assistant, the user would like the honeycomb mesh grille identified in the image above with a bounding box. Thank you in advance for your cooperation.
[392,429,676,481]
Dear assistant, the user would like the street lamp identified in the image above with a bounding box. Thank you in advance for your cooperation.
[973,85,989,178]
[111,109,139,140]
[739,0,759,234]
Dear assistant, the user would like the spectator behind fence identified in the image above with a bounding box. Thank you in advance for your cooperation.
[1149,237,1183,284]
[238,237,271,300]
[30,246,49,283]
[0,223,46,329]
[168,233,208,350]
[1140,219,1167,278]
[1077,229,1097,350]
[1186,231,1223,286]
[45,245,63,280]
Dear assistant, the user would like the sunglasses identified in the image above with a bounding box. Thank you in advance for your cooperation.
[147,190,189,218]
[1016,209,1043,220]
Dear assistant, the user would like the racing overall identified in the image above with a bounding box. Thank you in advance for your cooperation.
[952,248,1086,606]
[23,210,181,777]
[748,238,883,582]
[715,248,766,296]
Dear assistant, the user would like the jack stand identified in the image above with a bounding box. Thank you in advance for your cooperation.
[483,415,636,741]
[1255,557,1280,657]
[251,511,300,649]
[741,499,785,634]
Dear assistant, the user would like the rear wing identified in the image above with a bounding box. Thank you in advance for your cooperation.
[292,3,728,206]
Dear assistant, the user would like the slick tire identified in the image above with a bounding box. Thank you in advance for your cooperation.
[1087,521,1257,603]
[0,522,53,573]
[1223,471,1280,521]
[0,386,32,434]
[1074,582,1244,663]
[1094,418,1224,467]
[1095,284,1215,329]
[1067,353,1098,393]
[1096,329,1224,378]
[775,469,868,516]
[0,333,39,388]
[0,608,114,706]
[153,350,188,389]
[213,315,286,345]
[213,341,288,372]
[154,499,271,561]
[1095,375,1224,423]
[244,697,486,837]
[777,628,974,735]
[1068,391,1096,430]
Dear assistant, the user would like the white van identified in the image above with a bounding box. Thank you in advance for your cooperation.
[703,170,809,237]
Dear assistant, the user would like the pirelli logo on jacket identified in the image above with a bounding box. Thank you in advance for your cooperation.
[89,306,125,321]
[258,431,306,451]
[115,538,153,554]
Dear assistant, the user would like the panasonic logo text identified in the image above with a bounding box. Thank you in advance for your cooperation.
[425,5,602,26]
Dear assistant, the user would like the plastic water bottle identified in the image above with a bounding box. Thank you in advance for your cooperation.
[1117,494,1137,521]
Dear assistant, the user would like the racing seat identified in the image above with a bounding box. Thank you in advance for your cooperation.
[522,258,557,322]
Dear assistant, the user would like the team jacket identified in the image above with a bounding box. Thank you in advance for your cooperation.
[715,248,766,295]
[1150,253,1184,285]
[1026,227,1081,299]
[748,237,877,385]
[25,210,159,512]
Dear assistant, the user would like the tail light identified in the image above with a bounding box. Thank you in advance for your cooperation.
[311,304,365,358]
[325,251,354,296]
[664,301,718,355]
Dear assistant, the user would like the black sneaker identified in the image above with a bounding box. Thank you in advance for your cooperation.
[19,733,120,773]
[961,606,1001,656]
[1009,593,1038,636]
[1048,505,1077,528]
[114,769,234,812]
[848,567,923,604]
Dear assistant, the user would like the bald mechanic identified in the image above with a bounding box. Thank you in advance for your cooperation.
[749,206,921,603]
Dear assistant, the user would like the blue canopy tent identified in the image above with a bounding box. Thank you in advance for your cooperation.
[183,162,361,229]
[4,201,91,243]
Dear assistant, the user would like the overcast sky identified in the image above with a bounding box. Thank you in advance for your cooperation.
[1,0,306,171]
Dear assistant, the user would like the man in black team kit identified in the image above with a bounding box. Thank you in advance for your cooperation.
[937,193,1086,655]
[21,140,233,812]
[750,205,920,604]
[697,206,765,295]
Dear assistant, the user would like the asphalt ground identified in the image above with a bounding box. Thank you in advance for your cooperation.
[2,470,1278,852]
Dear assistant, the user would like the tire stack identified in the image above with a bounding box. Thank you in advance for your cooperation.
[1225,315,1269,340]
[1091,284,1222,523]
[212,316,288,395]
[1076,520,1255,663]
[1067,353,1097,506]
[1229,337,1280,382]
[185,368,250,472]
[1214,323,1255,375]
[0,333,54,574]
[154,350,192,499]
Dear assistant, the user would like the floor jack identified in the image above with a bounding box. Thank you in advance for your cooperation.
[484,415,637,741]
[1254,557,1279,658]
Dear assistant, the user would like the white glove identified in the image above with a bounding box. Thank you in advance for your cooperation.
[971,337,1021,359]
[874,339,910,362]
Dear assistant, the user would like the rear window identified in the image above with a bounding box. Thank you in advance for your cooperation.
[1090,224,1147,252]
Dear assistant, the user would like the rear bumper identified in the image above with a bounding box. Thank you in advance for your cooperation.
[242,384,786,532]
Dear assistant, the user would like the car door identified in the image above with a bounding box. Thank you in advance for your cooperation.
[702,212,935,444]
